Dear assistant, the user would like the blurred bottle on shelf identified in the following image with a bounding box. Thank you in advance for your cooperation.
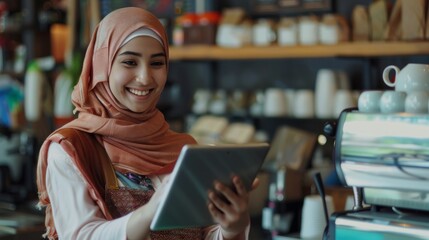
[24,61,46,122]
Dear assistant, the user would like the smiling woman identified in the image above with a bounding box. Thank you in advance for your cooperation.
[36,6,255,240]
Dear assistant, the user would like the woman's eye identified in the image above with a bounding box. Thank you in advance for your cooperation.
[151,61,165,67]
[122,60,137,66]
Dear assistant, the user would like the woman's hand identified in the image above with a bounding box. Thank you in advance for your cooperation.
[126,175,170,240]
[145,175,171,218]
[207,176,259,240]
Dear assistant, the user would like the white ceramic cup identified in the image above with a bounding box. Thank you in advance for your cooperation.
[315,69,337,118]
[382,63,429,93]
[278,18,298,46]
[319,15,340,45]
[192,89,212,114]
[300,195,334,239]
[358,90,383,113]
[264,88,287,116]
[253,19,276,46]
[293,90,314,118]
[208,90,228,115]
[405,91,429,113]
[299,16,319,45]
[278,27,298,46]
[379,90,406,113]
[334,90,356,117]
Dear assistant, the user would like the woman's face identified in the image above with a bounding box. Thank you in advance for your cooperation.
[109,36,167,113]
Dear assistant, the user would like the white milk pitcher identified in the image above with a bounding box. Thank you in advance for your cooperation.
[382,63,429,93]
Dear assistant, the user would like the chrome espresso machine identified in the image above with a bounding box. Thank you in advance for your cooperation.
[325,109,429,240]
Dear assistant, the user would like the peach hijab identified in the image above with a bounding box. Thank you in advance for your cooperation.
[52,7,195,175]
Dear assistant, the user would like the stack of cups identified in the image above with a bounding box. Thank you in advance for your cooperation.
[358,63,429,114]
[315,69,337,118]
[358,90,408,114]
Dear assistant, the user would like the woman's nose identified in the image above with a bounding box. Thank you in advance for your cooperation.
[135,68,152,84]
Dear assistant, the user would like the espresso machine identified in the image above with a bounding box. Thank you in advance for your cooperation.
[324,109,429,240]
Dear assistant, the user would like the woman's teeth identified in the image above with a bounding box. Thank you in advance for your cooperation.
[129,88,150,96]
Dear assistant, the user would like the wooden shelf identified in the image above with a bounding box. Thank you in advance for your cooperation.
[169,41,429,60]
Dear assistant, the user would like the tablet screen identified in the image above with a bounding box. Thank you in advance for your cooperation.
[150,143,270,231]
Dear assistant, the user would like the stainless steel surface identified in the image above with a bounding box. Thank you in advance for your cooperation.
[352,187,363,210]
[364,188,429,211]
[336,112,429,192]
[335,211,429,240]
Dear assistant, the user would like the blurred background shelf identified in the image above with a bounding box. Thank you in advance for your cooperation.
[170,41,429,60]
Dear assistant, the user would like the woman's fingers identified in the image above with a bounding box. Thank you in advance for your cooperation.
[208,200,226,222]
[232,176,247,196]
[209,177,250,213]
[208,188,233,212]
[251,177,260,191]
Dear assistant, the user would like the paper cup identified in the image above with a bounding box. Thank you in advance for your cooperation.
[300,195,334,239]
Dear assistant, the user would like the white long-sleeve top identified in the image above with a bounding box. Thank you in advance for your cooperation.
[46,142,249,239]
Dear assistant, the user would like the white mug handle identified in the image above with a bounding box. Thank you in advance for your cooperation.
[382,65,400,88]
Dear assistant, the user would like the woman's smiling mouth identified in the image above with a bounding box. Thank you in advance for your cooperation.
[128,88,151,96]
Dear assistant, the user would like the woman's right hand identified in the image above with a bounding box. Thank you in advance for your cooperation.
[126,175,170,240]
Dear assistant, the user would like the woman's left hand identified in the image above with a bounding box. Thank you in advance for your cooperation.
[208,176,259,239]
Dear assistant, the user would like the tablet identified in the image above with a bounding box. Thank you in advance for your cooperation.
[150,143,270,231]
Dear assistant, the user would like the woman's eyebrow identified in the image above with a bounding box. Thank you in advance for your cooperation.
[118,51,165,58]
[119,51,141,57]
[151,53,166,58]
